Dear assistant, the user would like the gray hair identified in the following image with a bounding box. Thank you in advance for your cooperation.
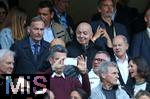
[30,15,45,26]
[0,49,15,61]
[48,45,67,58]
[97,61,118,77]
[95,51,111,61]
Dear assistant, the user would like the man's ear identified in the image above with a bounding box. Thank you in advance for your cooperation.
[90,33,93,39]
[27,26,30,34]
[51,11,54,19]
[101,73,106,79]
[144,16,148,23]
[125,43,129,50]
[49,57,53,65]
[97,7,101,13]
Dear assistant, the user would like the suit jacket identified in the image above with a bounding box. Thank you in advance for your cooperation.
[130,30,150,67]
[111,55,134,97]
[146,82,150,92]
[10,38,50,74]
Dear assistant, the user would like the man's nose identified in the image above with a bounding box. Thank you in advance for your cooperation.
[80,33,84,37]
[9,63,14,69]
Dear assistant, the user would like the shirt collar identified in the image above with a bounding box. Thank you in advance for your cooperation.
[51,72,65,79]
[147,28,150,38]
[29,37,41,46]
[147,28,150,33]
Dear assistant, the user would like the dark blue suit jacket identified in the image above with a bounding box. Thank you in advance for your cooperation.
[130,30,150,67]
[111,55,134,97]
[10,38,50,74]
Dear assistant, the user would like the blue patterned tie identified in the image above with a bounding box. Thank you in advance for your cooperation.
[33,44,39,62]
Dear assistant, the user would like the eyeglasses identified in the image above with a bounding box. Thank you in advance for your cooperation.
[94,58,105,62]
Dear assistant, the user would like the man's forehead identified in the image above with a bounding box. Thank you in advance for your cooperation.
[108,66,118,72]
[77,23,92,34]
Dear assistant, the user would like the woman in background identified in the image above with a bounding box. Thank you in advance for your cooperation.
[129,57,150,96]
[0,7,27,49]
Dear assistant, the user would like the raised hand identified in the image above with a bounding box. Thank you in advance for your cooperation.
[77,55,87,74]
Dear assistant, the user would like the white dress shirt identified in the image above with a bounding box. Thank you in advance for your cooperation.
[88,69,101,89]
[116,54,129,84]
[147,28,150,38]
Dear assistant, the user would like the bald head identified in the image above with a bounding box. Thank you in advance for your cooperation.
[76,22,93,34]
[51,38,66,47]
[76,22,93,45]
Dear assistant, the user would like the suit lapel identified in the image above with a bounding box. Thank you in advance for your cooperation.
[22,38,36,65]
[144,31,150,48]
[39,40,48,55]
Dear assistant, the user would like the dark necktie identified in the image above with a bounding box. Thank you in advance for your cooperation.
[33,44,39,62]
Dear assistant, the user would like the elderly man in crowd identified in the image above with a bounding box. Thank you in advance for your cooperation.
[0,49,15,74]
[90,61,130,99]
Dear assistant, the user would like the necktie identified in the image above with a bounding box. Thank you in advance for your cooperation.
[33,44,39,62]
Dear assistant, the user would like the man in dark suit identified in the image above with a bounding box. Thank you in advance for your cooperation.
[10,16,50,74]
[130,5,150,68]
[91,0,129,53]
[112,35,134,97]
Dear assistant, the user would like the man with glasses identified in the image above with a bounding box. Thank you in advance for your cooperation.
[88,51,110,89]
[90,61,130,99]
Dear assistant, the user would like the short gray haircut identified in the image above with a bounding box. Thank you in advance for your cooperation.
[48,45,67,58]
[0,49,15,61]
[97,61,118,76]
[30,15,45,26]
[95,51,111,61]
[113,35,128,44]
